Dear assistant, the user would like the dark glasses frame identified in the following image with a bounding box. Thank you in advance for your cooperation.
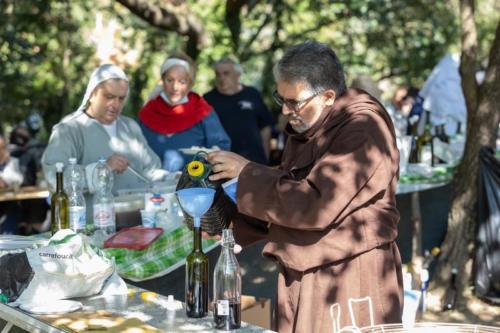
[272,90,320,113]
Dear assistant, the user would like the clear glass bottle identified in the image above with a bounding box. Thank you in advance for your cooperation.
[213,229,241,330]
[185,223,209,318]
[65,157,86,232]
[51,162,69,235]
[92,158,115,235]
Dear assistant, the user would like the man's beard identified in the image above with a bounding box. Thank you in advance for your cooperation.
[288,116,310,133]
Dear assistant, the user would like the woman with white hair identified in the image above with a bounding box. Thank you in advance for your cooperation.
[138,53,231,171]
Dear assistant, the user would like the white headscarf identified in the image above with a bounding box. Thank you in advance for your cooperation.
[77,64,129,113]
[160,58,190,77]
[146,58,191,103]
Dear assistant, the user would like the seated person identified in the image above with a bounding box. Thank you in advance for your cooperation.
[9,125,49,235]
[42,64,168,196]
[9,126,46,187]
[138,52,231,171]
[0,133,24,234]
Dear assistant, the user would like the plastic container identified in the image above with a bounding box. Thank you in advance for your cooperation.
[103,227,163,250]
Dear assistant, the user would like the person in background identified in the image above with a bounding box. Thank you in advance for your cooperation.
[388,85,409,115]
[9,126,45,187]
[208,41,403,332]
[0,133,24,234]
[386,86,420,137]
[138,52,231,172]
[204,57,274,165]
[42,64,168,196]
[9,123,49,235]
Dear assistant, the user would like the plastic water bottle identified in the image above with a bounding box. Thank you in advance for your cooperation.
[65,157,86,232]
[92,158,115,235]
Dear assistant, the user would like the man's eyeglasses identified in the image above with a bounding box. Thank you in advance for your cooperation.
[272,90,319,113]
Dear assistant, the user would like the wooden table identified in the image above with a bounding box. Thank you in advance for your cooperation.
[0,187,50,203]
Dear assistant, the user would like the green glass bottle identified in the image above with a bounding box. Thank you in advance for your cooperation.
[185,225,209,318]
[435,124,449,144]
[408,117,420,164]
[51,162,69,235]
[416,111,434,166]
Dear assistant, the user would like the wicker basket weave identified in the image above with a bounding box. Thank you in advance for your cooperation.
[175,153,236,235]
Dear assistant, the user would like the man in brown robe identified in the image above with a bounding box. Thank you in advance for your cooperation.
[208,41,403,333]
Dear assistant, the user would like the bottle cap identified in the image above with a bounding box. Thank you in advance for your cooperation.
[55,162,64,172]
[69,157,77,165]
[187,160,204,177]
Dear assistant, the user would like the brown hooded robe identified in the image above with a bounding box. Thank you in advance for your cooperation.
[233,89,403,333]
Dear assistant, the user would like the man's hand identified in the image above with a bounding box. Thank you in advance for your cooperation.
[106,154,129,174]
[207,151,250,181]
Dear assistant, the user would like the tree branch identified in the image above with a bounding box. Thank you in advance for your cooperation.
[225,0,247,52]
[239,11,274,61]
[115,0,207,59]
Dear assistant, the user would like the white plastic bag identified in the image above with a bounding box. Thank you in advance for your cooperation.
[14,230,115,305]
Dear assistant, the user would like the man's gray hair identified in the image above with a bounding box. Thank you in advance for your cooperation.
[214,57,243,75]
[273,41,346,96]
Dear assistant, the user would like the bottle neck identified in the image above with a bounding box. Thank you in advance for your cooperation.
[193,227,203,252]
[424,110,431,124]
[56,171,64,192]
[450,271,457,286]
[222,239,234,250]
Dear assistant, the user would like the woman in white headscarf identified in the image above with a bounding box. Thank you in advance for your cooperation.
[42,64,167,194]
[138,52,231,172]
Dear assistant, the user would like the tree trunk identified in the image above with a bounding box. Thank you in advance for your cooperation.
[115,0,207,59]
[433,0,500,308]
[225,0,246,53]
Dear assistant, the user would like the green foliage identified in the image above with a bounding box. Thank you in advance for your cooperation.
[0,0,497,135]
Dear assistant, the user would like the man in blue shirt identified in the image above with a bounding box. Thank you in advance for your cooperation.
[204,58,274,165]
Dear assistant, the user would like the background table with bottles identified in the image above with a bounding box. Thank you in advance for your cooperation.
[0,285,274,333]
[395,163,455,279]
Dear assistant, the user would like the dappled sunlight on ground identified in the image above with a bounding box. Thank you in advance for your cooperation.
[423,289,500,326]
